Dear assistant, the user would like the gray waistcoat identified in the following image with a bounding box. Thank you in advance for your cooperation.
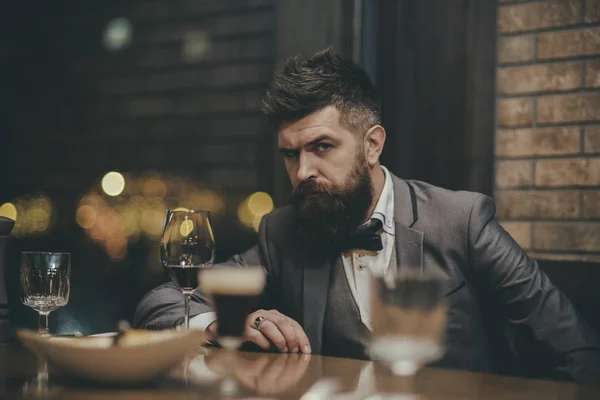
[321,246,397,360]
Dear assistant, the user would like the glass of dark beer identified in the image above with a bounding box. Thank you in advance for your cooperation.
[161,210,215,330]
[199,266,265,349]
[199,266,265,395]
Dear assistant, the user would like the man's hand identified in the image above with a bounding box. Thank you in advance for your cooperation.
[246,310,311,353]
[206,310,311,353]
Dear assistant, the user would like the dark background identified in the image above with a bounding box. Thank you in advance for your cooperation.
[0,0,496,334]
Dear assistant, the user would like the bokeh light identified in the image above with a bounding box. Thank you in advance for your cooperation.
[103,17,133,51]
[247,192,274,216]
[1,195,54,236]
[188,189,225,215]
[0,203,17,221]
[238,192,274,232]
[140,208,164,240]
[106,237,127,261]
[143,178,167,200]
[78,174,225,260]
[76,205,97,229]
[182,30,211,61]
[101,171,126,197]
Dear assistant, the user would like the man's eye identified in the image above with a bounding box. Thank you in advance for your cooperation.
[316,143,332,152]
[282,150,298,158]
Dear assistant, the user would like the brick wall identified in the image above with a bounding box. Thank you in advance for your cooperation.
[496,0,600,261]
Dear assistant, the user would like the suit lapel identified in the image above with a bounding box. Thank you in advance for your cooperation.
[391,175,424,274]
[394,223,424,273]
[302,253,333,354]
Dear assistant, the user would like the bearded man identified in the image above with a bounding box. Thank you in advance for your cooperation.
[134,49,600,382]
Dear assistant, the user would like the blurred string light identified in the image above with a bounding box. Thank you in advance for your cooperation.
[237,192,274,232]
[77,174,225,261]
[103,17,133,51]
[0,195,54,236]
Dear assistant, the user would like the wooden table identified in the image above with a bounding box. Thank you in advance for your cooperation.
[2,342,599,399]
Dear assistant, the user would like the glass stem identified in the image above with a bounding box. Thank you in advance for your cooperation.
[37,357,49,382]
[220,348,239,396]
[38,312,50,336]
[183,291,192,330]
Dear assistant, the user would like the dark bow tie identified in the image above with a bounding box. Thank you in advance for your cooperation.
[336,218,383,253]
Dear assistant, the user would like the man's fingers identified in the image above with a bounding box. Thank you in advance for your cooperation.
[247,309,311,353]
[245,327,272,350]
[286,317,312,353]
[259,320,288,352]
[270,317,299,352]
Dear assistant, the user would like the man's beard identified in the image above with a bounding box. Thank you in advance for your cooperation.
[290,155,374,255]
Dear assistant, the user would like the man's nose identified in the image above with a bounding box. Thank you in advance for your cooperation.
[296,153,317,182]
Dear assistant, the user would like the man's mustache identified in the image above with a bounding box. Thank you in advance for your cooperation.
[293,180,334,198]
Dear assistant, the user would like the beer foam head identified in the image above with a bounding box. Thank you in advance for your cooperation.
[199,267,265,295]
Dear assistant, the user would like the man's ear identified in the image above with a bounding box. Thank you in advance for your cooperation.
[364,125,386,167]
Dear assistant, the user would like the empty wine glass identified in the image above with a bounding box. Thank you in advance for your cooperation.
[161,210,215,330]
[369,268,447,382]
[20,252,71,336]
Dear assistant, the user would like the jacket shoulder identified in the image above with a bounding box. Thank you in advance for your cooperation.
[407,179,490,218]
[263,204,295,222]
[258,205,296,241]
[404,179,493,245]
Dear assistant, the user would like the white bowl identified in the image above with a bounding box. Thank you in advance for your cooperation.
[17,328,206,384]
[89,332,118,337]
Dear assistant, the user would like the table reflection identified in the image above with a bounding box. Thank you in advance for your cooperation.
[21,357,61,400]
[204,351,311,396]
[187,350,424,399]
[9,347,599,400]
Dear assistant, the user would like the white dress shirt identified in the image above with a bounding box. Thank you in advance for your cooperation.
[188,310,216,331]
[341,166,395,331]
[189,166,395,333]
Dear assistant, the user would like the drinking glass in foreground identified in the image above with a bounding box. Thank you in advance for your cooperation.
[369,268,447,377]
[199,266,266,396]
[199,266,266,350]
[21,252,71,335]
[161,209,215,330]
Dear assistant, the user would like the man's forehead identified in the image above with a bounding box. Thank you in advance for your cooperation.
[278,106,349,147]
[278,125,337,147]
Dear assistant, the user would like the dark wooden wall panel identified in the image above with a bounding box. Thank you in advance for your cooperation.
[376,0,496,196]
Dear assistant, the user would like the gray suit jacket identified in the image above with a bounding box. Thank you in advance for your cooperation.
[134,174,600,382]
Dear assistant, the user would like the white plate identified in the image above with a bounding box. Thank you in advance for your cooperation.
[17,328,206,384]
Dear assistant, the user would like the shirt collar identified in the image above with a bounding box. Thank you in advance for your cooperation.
[370,165,395,235]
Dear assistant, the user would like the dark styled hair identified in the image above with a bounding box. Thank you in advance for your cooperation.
[261,48,381,135]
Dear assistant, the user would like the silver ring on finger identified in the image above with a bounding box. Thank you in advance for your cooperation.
[254,316,267,331]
